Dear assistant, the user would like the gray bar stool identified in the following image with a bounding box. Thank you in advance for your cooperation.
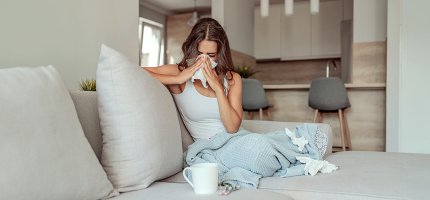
[308,77,351,151]
[242,78,272,120]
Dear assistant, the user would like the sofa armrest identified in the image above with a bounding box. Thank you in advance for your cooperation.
[241,120,333,157]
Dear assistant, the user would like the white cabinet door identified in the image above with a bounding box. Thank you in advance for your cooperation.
[254,5,281,59]
[280,2,312,60]
[311,0,342,57]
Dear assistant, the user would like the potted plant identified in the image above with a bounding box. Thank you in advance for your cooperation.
[234,64,259,79]
[80,79,96,91]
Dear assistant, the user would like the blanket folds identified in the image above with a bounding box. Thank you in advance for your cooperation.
[184,124,337,188]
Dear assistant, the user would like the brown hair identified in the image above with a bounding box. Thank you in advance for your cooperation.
[178,18,234,80]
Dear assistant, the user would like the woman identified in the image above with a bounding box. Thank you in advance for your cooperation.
[145,18,335,190]
[144,18,242,139]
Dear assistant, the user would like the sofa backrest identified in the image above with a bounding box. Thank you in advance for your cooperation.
[70,91,194,161]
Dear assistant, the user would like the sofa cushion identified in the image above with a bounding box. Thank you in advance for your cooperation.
[70,91,103,161]
[259,151,430,200]
[97,44,183,192]
[110,182,293,200]
[0,66,116,199]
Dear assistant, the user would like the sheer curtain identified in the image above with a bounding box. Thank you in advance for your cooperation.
[139,18,164,67]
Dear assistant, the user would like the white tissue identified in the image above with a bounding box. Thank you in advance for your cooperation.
[285,128,309,152]
[296,156,338,176]
[188,54,218,88]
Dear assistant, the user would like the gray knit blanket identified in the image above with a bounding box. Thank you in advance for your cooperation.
[184,124,330,188]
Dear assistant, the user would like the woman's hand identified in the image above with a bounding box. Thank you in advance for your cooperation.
[202,57,224,95]
[175,58,204,84]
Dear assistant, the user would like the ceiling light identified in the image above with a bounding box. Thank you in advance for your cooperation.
[261,0,269,17]
[285,0,293,16]
[310,0,319,15]
[187,0,199,26]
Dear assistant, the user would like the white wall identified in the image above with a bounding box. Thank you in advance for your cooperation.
[0,0,139,89]
[387,0,430,154]
[353,0,387,42]
[386,0,401,152]
[224,0,254,56]
[211,0,225,27]
[211,0,254,56]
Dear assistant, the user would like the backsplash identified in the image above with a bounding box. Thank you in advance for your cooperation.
[351,41,387,83]
[253,59,342,85]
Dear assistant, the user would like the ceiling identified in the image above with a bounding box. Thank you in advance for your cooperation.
[140,0,211,14]
[140,0,324,14]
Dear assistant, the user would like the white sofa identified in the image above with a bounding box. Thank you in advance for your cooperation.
[2,47,429,199]
[71,91,430,200]
[1,63,428,199]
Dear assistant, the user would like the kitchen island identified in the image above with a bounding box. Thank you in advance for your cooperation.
[253,83,386,151]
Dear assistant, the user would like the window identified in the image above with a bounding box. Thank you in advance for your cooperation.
[139,18,164,67]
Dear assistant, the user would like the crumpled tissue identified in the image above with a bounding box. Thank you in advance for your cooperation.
[296,156,338,176]
[186,54,218,88]
[285,128,309,152]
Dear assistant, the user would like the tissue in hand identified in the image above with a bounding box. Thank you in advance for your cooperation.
[186,54,218,88]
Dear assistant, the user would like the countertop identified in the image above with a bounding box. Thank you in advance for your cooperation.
[263,83,386,90]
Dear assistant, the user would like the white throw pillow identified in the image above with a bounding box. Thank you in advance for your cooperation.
[97,45,183,192]
[0,66,117,200]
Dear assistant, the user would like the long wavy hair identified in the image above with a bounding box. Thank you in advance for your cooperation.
[178,18,234,80]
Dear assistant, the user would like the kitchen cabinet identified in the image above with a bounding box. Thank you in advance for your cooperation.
[311,0,342,57]
[254,4,281,59]
[280,2,312,60]
[255,0,343,60]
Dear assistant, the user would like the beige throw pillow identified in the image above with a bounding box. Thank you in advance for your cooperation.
[96,45,183,192]
[0,66,117,200]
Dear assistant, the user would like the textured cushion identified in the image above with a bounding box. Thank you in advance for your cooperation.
[97,45,183,192]
[0,66,116,200]
[110,182,293,200]
[70,91,103,161]
[259,151,430,200]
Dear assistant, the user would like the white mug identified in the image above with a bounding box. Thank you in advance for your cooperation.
[182,163,219,194]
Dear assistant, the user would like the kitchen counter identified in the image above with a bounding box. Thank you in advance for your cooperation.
[263,83,386,90]
[256,82,386,152]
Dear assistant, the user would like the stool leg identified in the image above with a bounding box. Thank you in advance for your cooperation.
[259,108,263,120]
[338,109,346,151]
[343,110,352,150]
[267,109,271,121]
[313,109,319,123]
[248,112,253,120]
[320,113,324,123]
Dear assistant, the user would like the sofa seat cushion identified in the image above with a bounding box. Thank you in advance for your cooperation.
[259,151,430,200]
[109,182,293,200]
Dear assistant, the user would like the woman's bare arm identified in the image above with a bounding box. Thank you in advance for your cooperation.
[216,72,243,133]
[143,59,203,85]
[143,64,181,85]
[201,61,242,133]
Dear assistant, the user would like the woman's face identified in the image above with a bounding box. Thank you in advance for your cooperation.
[197,40,218,61]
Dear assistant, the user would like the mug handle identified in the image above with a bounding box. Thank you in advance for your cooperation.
[182,167,194,188]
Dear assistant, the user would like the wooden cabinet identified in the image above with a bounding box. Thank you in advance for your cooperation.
[255,0,343,60]
[254,4,281,59]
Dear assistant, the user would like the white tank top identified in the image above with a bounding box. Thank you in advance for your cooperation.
[173,79,229,140]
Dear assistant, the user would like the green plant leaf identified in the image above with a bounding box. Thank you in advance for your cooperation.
[80,79,96,91]
[233,64,259,78]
